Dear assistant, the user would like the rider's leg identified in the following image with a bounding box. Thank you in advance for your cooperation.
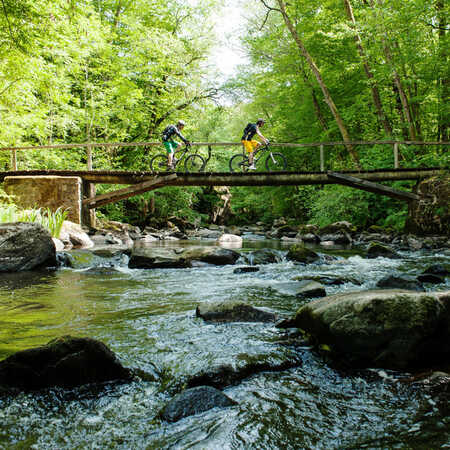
[248,140,259,169]
[166,141,176,168]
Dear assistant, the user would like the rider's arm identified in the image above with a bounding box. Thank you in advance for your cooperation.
[256,127,268,144]
[175,128,189,144]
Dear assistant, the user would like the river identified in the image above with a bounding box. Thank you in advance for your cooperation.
[0,240,449,449]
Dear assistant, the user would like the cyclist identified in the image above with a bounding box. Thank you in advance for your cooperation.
[241,118,269,170]
[161,120,190,169]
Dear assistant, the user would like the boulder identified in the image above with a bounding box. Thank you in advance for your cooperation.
[0,222,57,272]
[318,233,351,245]
[292,290,450,369]
[182,247,240,265]
[233,266,260,274]
[286,244,320,264]
[225,225,242,236]
[52,237,65,252]
[406,175,450,235]
[367,242,399,259]
[244,248,282,265]
[217,233,243,248]
[376,275,424,291]
[423,264,449,276]
[295,232,320,244]
[417,274,445,284]
[196,301,276,323]
[160,386,236,423]
[128,246,240,269]
[129,247,188,269]
[293,275,362,286]
[61,221,94,249]
[319,221,356,235]
[0,335,132,390]
[273,281,326,298]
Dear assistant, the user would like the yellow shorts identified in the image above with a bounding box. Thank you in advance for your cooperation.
[241,140,259,153]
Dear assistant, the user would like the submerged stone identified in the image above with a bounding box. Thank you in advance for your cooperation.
[196,301,276,323]
[376,275,424,291]
[186,354,303,390]
[233,266,260,274]
[273,281,326,298]
[160,386,236,422]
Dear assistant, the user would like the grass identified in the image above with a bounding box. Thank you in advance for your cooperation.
[0,205,69,238]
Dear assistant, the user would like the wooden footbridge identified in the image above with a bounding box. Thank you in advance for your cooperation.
[0,140,448,214]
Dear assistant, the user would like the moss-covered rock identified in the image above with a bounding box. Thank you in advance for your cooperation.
[291,290,450,369]
[286,244,320,263]
[406,175,450,236]
[367,242,399,259]
[0,336,132,390]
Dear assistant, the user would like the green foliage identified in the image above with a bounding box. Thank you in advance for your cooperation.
[307,185,371,228]
[0,0,447,230]
[0,204,68,237]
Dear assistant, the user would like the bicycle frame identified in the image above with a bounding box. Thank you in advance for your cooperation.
[245,143,270,165]
[172,144,191,167]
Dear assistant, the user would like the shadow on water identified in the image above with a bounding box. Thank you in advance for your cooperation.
[0,270,57,291]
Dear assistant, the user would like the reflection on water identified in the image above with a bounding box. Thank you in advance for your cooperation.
[0,240,449,448]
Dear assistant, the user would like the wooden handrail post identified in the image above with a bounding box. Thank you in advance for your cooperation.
[11,149,17,171]
[320,144,325,172]
[86,143,93,171]
[393,142,399,169]
[82,143,96,228]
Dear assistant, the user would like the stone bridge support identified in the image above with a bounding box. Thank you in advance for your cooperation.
[406,175,450,235]
[3,176,83,225]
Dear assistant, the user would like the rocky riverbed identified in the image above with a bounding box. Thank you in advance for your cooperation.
[0,219,449,448]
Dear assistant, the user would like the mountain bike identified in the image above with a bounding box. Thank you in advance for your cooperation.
[150,143,206,172]
[229,143,287,172]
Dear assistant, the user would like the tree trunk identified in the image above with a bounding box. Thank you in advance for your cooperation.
[383,43,417,140]
[342,0,392,136]
[369,0,417,140]
[392,82,409,140]
[300,64,329,132]
[437,0,449,142]
[275,0,361,168]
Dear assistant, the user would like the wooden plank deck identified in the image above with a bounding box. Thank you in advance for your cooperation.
[0,167,445,186]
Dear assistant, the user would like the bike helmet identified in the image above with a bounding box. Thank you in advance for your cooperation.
[177,120,186,127]
[256,118,265,126]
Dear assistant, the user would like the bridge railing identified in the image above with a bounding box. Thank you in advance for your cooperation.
[0,140,448,172]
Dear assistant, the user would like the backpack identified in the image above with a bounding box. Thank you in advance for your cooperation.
[162,125,174,141]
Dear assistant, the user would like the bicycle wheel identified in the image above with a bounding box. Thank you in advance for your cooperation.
[265,152,287,171]
[184,154,206,172]
[150,153,169,172]
[229,154,247,172]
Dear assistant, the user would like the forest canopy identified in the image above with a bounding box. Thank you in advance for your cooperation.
[0,0,448,229]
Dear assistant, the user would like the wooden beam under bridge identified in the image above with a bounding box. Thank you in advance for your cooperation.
[82,173,177,209]
[327,171,422,202]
